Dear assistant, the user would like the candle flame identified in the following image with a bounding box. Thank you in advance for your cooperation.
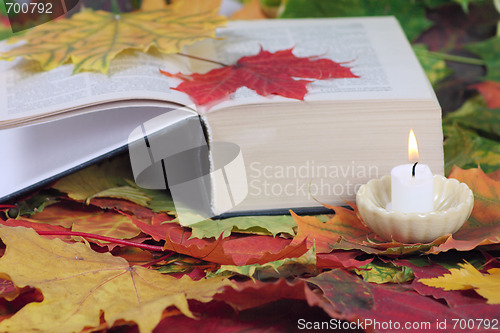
[408,129,419,163]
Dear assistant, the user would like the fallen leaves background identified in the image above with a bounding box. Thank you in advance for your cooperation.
[0,0,500,332]
[0,226,231,333]
[1,157,499,332]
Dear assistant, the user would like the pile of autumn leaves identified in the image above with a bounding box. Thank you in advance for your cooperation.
[0,0,499,331]
[0,157,498,332]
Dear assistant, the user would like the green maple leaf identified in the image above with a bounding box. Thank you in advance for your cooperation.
[356,261,414,284]
[213,246,317,281]
[467,37,500,82]
[443,126,500,175]
[279,0,446,41]
[443,95,500,175]
[189,215,297,239]
[444,95,500,135]
[453,0,488,12]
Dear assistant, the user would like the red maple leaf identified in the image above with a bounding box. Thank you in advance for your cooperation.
[160,48,359,105]
[471,81,500,109]
[0,15,9,27]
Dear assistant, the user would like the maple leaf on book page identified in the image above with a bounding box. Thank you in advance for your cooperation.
[0,0,226,73]
[0,226,231,333]
[160,48,359,106]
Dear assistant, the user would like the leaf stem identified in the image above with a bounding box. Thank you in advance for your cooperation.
[36,231,166,252]
[415,49,486,66]
[177,52,229,67]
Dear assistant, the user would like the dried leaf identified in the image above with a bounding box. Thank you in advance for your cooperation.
[140,0,170,10]
[290,206,377,253]
[29,203,142,246]
[54,158,176,215]
[112,247,155,266]
[161,47,358,106]
[189,215,296,239]
[214,279,308,311]
[471,81,500,109]
[154,298,318,333]
[133,186,176,214]
[355,261,414,284]
[430,166,500,253]
[420,262,500,304]
[0,288,44,323]
[306,269,375,321]
[0,218,71,241]
[0,0,226,73]
[451,166,500,226]
[290,204,445,255]
[151,301,280,333]
[0,278,18,301]
[306,269,494,329]
[214,246,316,281]
[130,214,308,265]
[158,254,218,277]
[395,257,491,308]
[53,158,151,206]
[316,250,372,270]
[90,197,174,221]
[8,189,59,217]
[0,226,231,333]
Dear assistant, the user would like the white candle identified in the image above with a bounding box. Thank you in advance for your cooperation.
[390,130,434,213]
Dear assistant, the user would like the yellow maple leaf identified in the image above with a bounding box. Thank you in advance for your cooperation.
[419,262,500,304]
[0,226,231,333]
[0,0,226,73]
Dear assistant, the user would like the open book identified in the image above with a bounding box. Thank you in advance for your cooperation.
[0,17,444,223]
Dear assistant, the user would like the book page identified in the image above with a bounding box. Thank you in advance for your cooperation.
[0,49,194,122]
[195,17,436,111]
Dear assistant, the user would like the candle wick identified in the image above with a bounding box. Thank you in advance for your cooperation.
[412,162,418,177]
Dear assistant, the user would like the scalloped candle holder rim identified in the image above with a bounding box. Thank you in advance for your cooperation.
[361,175,474,217]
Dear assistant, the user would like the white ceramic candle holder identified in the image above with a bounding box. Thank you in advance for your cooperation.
[356,175,474,244]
